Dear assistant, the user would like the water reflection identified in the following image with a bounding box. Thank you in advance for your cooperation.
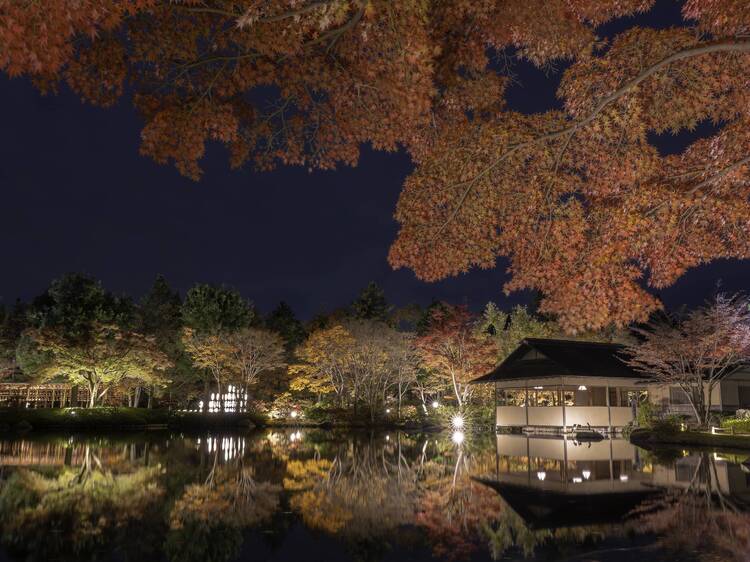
[0,431,747,561]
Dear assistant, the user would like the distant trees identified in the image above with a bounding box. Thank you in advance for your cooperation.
[624,294,750,427]
[182,284,253,334]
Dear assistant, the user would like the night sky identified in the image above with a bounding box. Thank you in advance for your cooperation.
[1,0,748,320]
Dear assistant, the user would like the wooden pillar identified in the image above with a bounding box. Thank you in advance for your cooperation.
[524,384,529,427]
[561,377,567,433]
[606,383,612,433]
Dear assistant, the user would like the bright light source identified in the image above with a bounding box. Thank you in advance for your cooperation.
[620,474,629,482]
[582,470,591,480]
[451,430,465,445]
[386,408,391,414]
[451,415,465,430]
[533,386,543,390]
[572,477,583,483]
[385,435,390,441]
[536,471,546,481]
[578,385,587,391]
[290,410,298,418]
[431,401,440,409]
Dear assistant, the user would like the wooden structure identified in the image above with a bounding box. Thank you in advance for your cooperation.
[0,383,90,408]
[472,338,750,432]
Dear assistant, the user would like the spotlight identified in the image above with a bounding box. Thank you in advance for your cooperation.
[290,410,298,418]
[431,401,440,409]
[537,471,546,481]
[451,415,465,430]
[582,470,591,480]
[451,430,465,445]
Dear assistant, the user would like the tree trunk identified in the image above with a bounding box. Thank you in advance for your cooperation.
[147,385,154,409]
[451,372,463,411]
[134,386,142,408]
[88,381,98,408]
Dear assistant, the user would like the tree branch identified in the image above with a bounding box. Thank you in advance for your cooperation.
[434,39,750,240]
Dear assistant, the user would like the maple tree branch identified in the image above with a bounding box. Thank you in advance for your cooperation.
[176,1,339,24]
[646,153,750,217]
[434,39,750,240]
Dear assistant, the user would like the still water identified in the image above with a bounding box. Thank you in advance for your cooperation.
[0,430,748,562]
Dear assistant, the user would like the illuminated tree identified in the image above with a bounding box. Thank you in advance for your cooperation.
[416,306,497,411]
[181,327,237,410]
[291,324,356,404]
[19,323,171,407]
[228,327,287,399]
[3,2,750,331]
[623,293,750,426]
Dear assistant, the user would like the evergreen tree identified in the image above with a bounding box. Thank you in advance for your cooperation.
[351,282,389,322]
[265,302,306,353]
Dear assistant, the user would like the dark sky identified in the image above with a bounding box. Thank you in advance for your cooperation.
[0,1,748,320]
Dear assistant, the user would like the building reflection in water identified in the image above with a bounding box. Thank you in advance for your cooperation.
[479,434,750,530]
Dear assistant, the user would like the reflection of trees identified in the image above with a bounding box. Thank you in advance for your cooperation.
[284,435,417,540]
[633,452,750,561]
[166,450,281,562]
[0,444,163,560]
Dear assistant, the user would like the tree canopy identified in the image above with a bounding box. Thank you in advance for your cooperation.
[3,2,749,331]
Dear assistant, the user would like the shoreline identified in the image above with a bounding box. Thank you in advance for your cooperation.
[0,407,446,433]
[629,428,750,451]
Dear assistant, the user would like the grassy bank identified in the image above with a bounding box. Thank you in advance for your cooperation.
[0,407,264,432]
[629,428,750,450]
[0,408,445,432]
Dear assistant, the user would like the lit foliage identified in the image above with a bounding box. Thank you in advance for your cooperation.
[228,327,287,393]
[416,306,497,410]
[181,327,237,397]
[2,2,750,331]
[291,324,356,399]
[20,323,172,407]
[623,293,750,426]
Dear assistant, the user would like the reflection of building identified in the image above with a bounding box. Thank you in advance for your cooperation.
[478,434,655,528]
[478,434,750,529]
[471,338,750,432]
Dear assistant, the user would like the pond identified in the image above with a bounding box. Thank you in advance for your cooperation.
[0,430,748,561]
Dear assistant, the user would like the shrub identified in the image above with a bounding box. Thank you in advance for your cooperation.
[650,414,682,435]
[636,401,657,428]
[722,417,750,434]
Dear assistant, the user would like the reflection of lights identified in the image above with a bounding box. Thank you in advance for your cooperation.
[290,410,298,418]
[536,471,546,481]
[451,415,465,430]
[432,401,440,409]
[620,474,629,482]
[582,470,591,480]
[578,385,587,391]
[289,431,303,442]
[451,431,465,445]
[572,477,583,483]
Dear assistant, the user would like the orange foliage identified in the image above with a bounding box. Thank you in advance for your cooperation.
[2,1,750,331]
